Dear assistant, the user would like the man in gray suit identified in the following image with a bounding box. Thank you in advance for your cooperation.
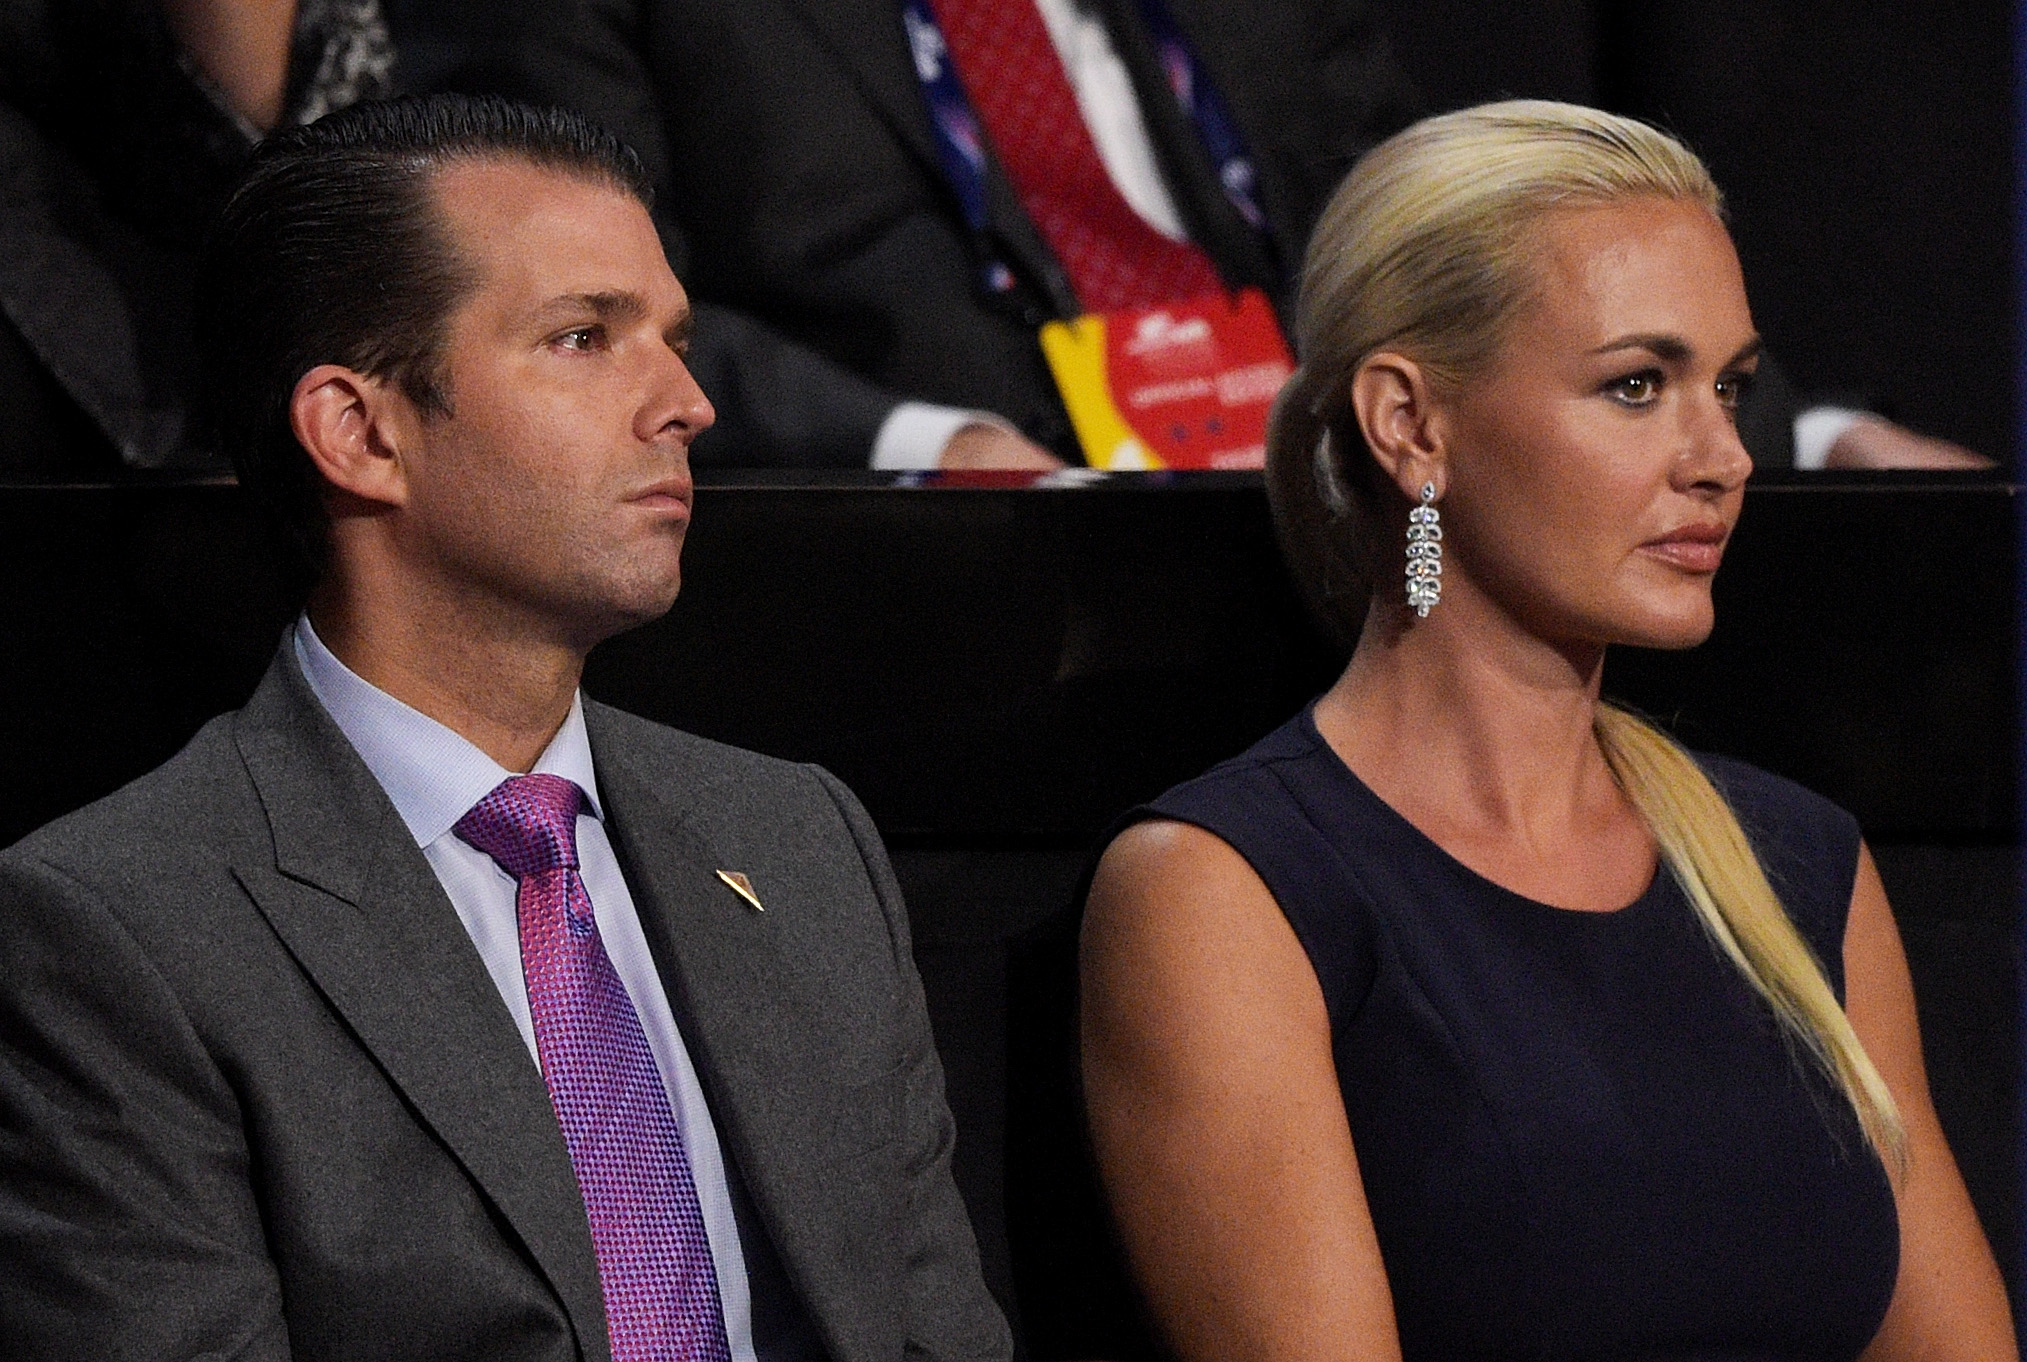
[0,94,1012,1362]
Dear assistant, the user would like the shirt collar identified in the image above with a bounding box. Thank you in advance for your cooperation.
[291,614,604,848]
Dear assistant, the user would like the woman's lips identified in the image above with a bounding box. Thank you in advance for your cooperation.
[1639,526,1727,573]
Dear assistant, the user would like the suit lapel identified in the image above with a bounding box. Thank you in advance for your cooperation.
[0,105,194,468]
[587,714,880,1361]
[1090,0,1285,297]
[774,0,941,170]
[772,0,1079,317]
[229,652,612,1361]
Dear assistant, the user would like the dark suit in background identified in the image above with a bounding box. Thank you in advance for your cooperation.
[439,0,1418,456]
[0,645,1010,1361]
[0,0,955,475]
[0,0,254,477]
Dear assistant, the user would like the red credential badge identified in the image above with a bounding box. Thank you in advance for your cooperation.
[1038,287,1293,470]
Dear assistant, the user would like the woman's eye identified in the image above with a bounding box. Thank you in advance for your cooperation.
[1715,370,1756,410]
[1607,371,1662,405]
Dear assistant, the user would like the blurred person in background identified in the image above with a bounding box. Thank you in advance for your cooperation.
[0,0,1990,480]
[0,0,394,478]
[437,0,1419,467]
[0,0,1053,475]
[425,0,1989,472]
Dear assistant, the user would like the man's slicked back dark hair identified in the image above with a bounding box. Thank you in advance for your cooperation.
[198,94,653,594]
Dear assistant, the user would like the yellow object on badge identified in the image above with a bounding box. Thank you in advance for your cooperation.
[1039,287,1294,471]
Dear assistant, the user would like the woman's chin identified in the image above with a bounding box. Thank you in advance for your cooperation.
[1609,602,1717,652]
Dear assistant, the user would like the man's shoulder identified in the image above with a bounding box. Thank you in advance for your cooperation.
[582,700,862,844]
[582,699,815,791]
[582,702,899,939]
[3,711,263,886]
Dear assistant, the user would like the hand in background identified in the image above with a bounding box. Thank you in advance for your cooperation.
[937,422,1068,471]
[158,0,297,131]
[1825,415,1995,471]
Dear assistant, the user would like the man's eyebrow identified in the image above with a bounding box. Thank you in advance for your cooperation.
[535,291,690,348]
[537,290,650,325]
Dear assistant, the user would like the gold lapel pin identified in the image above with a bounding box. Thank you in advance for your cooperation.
[715,869,764,913]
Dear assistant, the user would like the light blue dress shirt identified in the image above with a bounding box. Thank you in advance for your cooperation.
[292,617,757,1361]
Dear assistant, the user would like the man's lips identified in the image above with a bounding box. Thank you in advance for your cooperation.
[629,479,693,517]
[1639,523,1728,573]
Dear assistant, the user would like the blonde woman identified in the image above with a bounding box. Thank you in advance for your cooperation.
[1080,102,2014,1361]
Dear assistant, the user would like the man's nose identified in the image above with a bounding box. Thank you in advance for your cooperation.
[641,347,716,443]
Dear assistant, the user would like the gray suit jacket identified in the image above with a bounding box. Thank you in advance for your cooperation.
[0,645,1012,1362]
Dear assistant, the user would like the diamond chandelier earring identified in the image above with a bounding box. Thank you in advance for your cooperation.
[1406,481,1442,617]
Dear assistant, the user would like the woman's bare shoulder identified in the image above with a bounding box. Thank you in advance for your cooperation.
[1091,817,1277,921]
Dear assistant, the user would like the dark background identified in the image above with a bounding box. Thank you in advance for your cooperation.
[1378,0,2015,464]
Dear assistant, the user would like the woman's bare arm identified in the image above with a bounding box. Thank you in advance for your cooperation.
[158,0,297,131]
[1846,844,2016,1360]
[1081,819,1402,1362]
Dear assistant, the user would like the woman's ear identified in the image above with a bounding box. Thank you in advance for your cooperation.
[289,364,416,510]
[1350,352,1447,503]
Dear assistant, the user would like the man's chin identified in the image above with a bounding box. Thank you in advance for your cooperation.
[555,573,683,654]
[607,577,683,632]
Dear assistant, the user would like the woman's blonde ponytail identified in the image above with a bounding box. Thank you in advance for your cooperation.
[1264,365,1369,653]
[1594,705,1906,1169]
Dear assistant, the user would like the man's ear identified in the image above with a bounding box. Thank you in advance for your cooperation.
[1350,351,1448,503]
[288,364,416,509]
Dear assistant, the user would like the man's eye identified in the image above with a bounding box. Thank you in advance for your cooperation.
[1607,371,1663,406]
[557,326,602,351]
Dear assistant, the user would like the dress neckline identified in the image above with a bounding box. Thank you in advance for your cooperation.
[1294,703,1667,921]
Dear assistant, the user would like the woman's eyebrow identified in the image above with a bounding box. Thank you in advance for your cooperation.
[1589,332,1691,363]
[1587,333,1765,368]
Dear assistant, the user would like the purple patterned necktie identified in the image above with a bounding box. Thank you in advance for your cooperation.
[455,774,731,1362]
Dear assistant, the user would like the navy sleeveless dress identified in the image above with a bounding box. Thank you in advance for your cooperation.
[1131,705,1899,1360]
